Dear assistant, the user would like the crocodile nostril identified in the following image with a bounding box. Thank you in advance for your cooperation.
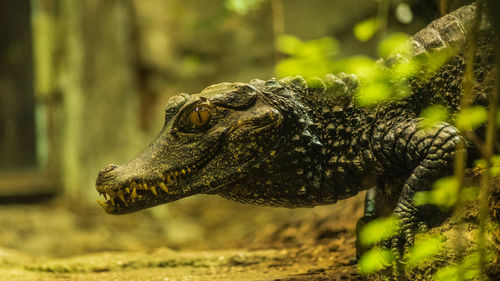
[96,164,120,186]
[102,164,119,173]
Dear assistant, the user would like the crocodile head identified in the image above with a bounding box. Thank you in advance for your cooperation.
[95,80,317,214]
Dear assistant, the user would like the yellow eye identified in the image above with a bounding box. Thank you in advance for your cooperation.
[187,107,211,128]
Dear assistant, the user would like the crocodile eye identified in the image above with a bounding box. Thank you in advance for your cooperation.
[186,107,211,129]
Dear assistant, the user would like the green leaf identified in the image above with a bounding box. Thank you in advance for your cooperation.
[276,35,303,56]
[377,32,411,58]
[475,156,500,176]
[359,217,399,246]
[434,252,481,281]
[224,0,265,15]
[417,49,455,78]
[456,106,487,131]
[276,35,338,59]
[414,176,459,208]
[354,18,380,42]
[275,57,332,78]
[356,81,391,106]
[406,235,445,267]
[298,37,339,58]
[334,56,377,78]
[274,35,339,78]
[474,158,487,169]
[419,104,449,130]
[491,155,500,176]
[358,248,394,275]
[395,3,413,24]
[435,265,479,281]
[389,57,419,80]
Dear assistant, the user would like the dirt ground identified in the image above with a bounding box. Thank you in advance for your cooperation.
[1,179,498,281]
[0,192,365,281]
[0,240,359,281]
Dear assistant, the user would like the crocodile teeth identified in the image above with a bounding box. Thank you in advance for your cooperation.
[167,175,172,182]
[97,200,108,209]
[151,186,158,196]
[131,188,137,199]
[118,193,126,204]
[159,182,168,193]
[100,192,108,200]
[109,197,116,206]
[143,183,148,190]
[125,188,130,194]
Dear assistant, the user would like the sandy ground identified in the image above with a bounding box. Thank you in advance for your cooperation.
[2,181,497,281]
[0,192,365,281]
[0,241,359,281]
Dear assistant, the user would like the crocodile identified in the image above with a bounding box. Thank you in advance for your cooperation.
[95,3,496,257]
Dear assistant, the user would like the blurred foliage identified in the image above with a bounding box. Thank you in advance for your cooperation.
[357,217,399,275]
[275,35,340,78]
[354,35,412,106]
[405,235,446,268]
[275,31,415,106]
[395,3,414,24]
[271,1,494,279]
[413,176,479,209]
[275,25,457,108]
[224,0,265,15]
[434,252,488,281]
[358,248,394,275]
[414,176,460,209]
[353,17,380,42]
[419,48,456,79]
[377,32,411,58]
[358,217,399,247]
[356,81,393,106]
[419,104,449,130]
[456,106,488,131]
[475,155,500,176]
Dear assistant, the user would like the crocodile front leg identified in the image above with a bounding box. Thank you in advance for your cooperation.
[371,118,464,258]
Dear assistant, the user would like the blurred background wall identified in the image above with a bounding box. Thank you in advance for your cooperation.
[1,0,476,201]
[24,0,459,200]
[28,0,395,199]
[0,0,475,255]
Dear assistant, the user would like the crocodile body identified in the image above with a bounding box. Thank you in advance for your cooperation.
[96,4,496,255]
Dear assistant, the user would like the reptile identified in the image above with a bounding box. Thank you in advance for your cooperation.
[95,3,496,258]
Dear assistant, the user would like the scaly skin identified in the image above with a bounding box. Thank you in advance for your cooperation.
[95,4,496,259]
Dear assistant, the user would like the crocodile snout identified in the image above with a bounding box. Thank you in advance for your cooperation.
[95,164,120,187]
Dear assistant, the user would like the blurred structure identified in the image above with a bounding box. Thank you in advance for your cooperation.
[0,0,481,259]
[0,0,475,200]
[0,1,35,169]
[0,0,58,201]
[25,0,387,200]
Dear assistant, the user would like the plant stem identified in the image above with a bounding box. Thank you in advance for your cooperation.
[376,0,389,36]
[270,0,284,65]
[440,0,448,16]
[478,31,499,281]
[454,1,484,280]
